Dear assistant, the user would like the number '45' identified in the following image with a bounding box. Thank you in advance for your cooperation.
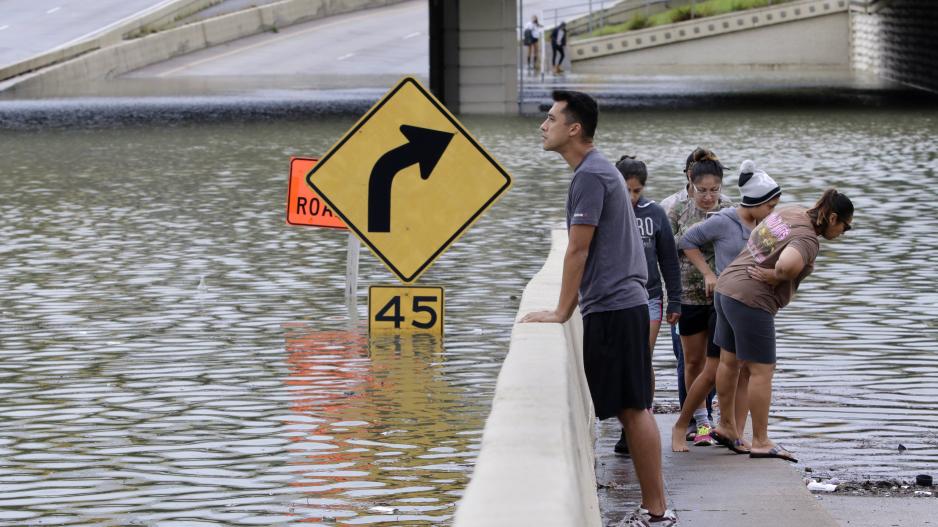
[375,296,438,329]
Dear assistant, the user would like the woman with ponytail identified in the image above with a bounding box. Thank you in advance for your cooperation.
[666,148,734,446]
[710,189,854,462]
[670,160,781,453]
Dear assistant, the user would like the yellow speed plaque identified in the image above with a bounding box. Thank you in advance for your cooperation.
[369,285,444,335]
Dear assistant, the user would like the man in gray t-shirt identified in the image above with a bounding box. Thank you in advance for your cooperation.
[566,149,648,316]
[521,90,674,525]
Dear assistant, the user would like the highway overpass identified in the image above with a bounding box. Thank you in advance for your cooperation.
[0,0,935,114]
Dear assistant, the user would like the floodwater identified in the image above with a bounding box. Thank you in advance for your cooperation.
[1,105,937,525]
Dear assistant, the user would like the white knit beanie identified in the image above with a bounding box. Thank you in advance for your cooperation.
[738,160,781,207]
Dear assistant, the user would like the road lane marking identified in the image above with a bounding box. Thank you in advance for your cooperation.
[0,25,9,31]
[154,4,419,77]
[337,53,355,61]
[46,7,61,14]
[403,32,421,40]
[56,0,179,49]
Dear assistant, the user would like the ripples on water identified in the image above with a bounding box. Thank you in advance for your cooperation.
[1,107,937,525]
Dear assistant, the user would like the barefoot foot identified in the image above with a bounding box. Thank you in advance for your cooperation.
[671,425,689,452]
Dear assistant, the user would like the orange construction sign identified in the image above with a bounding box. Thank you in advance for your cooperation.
[286,157,347,229]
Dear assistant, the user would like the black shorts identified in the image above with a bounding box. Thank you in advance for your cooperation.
[679,303,720,358]
[582,305,652,419]
[713,293,777,364]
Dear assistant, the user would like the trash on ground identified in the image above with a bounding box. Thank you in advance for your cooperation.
[807,480,838,492]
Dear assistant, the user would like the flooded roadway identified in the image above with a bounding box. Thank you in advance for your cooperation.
[1,104,937,525]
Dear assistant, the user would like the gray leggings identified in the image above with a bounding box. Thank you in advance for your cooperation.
[713,293,777,364]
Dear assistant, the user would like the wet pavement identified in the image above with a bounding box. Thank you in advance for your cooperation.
[596,415,936,527]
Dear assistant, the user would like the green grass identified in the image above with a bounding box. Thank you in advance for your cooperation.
[585,0,788,39]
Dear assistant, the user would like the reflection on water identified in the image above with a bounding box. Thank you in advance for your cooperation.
[284,330,468,524]
[0,106,937,524]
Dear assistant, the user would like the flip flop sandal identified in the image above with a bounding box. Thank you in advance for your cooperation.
[750,445,798,463]
[710,429,750,455]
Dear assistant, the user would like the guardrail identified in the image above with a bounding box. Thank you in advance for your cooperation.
[453,228,601,527]
[563,0,673,37]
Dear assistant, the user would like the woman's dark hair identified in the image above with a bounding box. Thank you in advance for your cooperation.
[615,155,647,186]
[688,148,724,183]
[807,188,854,234]
[684,149,699,174]
[551,90,598,139]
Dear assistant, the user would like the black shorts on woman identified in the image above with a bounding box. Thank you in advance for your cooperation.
[678,303,721,358]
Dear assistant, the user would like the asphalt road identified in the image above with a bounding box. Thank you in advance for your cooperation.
[125,0,586,81]
[0,0,176,69]
[0,0,596,97]
[127,1,429,79]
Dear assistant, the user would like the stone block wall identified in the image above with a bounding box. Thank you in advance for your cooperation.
[851,1,938,93]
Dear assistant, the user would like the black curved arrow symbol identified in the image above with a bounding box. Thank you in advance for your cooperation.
[368,125,455,232]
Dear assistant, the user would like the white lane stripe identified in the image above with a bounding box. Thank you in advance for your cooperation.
[47,7,61,14]
[403,31,421,40]
[337,53,355,61]
[154,4,417,77]
[55,0,179,49]
[0,25,9,31]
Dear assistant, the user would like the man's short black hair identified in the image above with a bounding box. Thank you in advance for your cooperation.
[551,90,598,140]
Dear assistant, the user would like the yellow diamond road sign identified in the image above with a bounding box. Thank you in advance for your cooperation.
[306,77,512,283]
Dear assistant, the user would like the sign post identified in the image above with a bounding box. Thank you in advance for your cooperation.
[345,234,360,303]
[286,157,360,303]
[303,77,513,337]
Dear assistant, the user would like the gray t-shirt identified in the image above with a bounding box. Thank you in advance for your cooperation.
[679,207,752,275]
[565,149,648,316]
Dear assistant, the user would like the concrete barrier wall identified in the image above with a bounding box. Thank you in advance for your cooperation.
[453,228,601,527]
[571,0,850,73]
[3,0,407,96]
[0,0,217,82]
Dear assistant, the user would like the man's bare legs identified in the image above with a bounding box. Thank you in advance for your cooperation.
[619,407,666,516]
[648,319,661,395]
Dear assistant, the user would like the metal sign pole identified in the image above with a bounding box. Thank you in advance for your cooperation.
[345,233,360,302]
[518,0,523,114]
[588,0,593,33]
[540,22,546,81]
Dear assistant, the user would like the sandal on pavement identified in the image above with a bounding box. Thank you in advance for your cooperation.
[750,445,798,463]
[711,429,750,454]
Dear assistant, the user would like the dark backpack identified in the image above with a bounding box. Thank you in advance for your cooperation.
[523,27,534,45]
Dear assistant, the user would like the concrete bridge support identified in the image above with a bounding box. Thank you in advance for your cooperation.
[851,1,938,93]
[429,0,518,114]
